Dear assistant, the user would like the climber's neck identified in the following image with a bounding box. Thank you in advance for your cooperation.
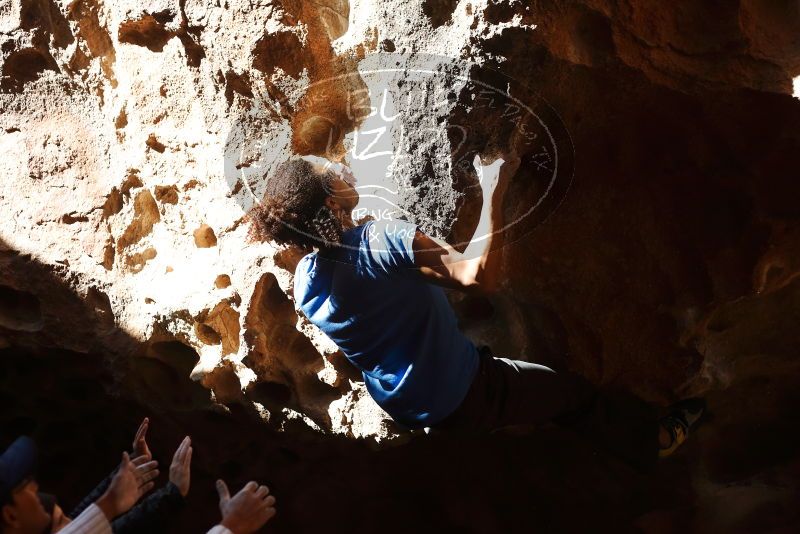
[332,207,356,231]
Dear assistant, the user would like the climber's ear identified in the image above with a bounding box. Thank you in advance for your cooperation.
[324,195,340,211]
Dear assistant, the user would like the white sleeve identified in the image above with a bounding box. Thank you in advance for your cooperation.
[206,525,234,534]
[58,503,111,534]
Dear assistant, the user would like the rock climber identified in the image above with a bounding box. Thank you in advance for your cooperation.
[246,152,704,458]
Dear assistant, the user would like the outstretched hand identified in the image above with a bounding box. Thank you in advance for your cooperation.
[132,417,152,461]
[131,454,159,485]
[97,452,159,520]
[169,436,192,497]
[217,479,277,533]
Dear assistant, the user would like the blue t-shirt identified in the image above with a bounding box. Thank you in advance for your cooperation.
[293,218,479,428]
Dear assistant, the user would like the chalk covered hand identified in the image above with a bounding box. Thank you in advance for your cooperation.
[473,151,521,205]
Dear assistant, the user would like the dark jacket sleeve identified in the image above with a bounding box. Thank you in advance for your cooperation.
[68,470,114,519]
[111,482,186,534]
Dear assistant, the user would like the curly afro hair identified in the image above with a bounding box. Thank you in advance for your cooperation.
[246,157,345,251]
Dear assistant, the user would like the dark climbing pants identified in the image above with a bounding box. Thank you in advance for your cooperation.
[431,345,597,433]
[431,345,661,468]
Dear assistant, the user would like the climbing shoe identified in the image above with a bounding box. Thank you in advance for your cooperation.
[658,397,705,458]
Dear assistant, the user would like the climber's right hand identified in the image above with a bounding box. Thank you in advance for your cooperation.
[474,151,521,205]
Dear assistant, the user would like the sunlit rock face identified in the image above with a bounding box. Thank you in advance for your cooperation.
[1,1,800,531]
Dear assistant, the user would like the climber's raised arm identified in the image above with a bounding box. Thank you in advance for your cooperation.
[413,153,521,295]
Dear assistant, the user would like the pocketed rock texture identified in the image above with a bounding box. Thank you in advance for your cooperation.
[1,1,800,532]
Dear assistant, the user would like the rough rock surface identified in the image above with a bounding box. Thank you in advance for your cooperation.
[1,0,800,532]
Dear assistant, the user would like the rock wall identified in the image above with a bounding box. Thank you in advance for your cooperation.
[2,1,800,531]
